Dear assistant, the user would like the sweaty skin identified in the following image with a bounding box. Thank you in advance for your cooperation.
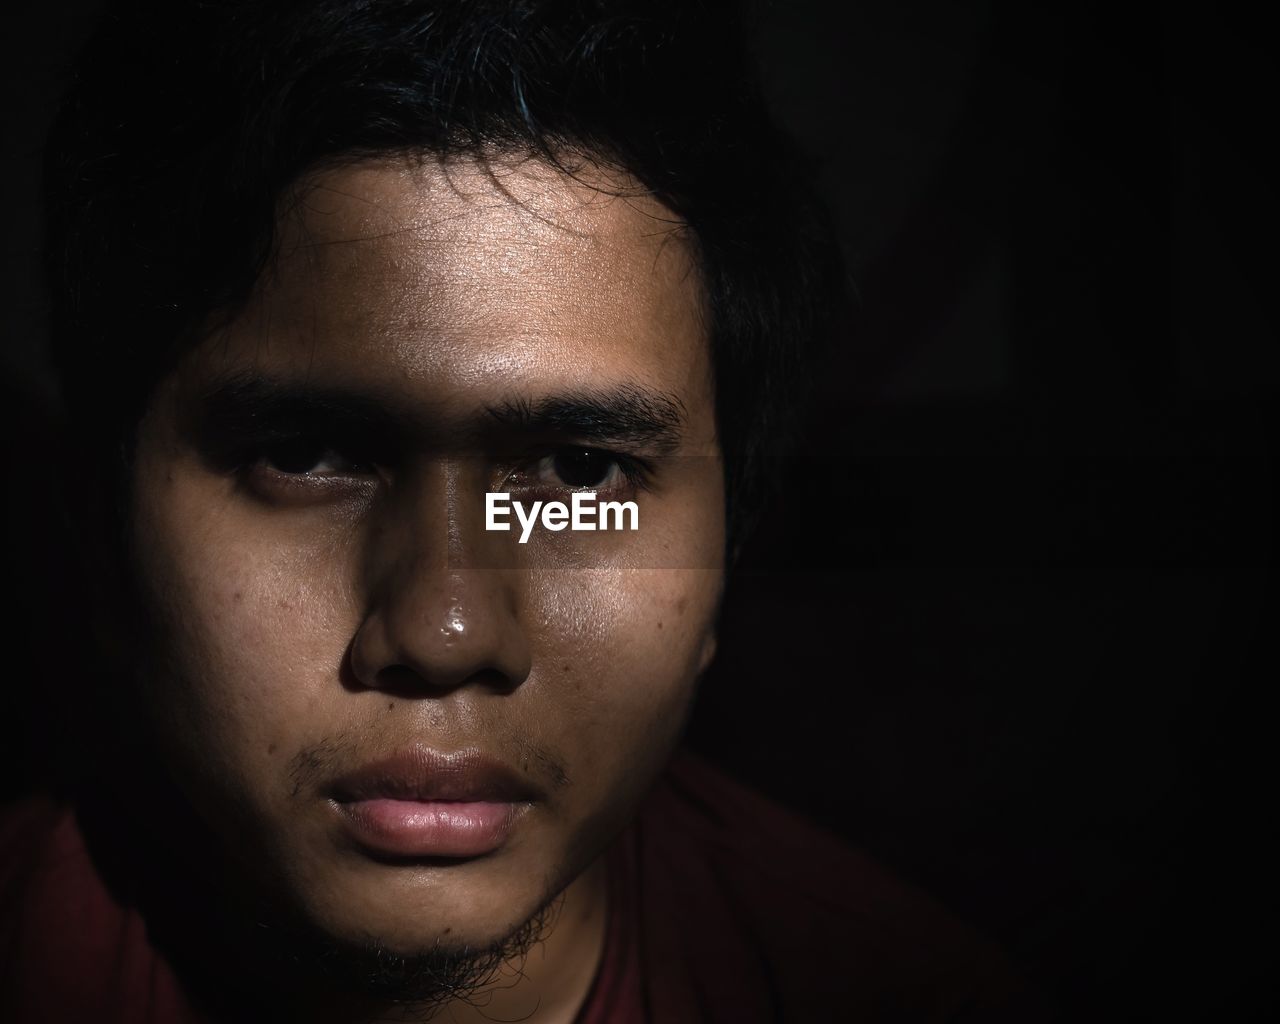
[127,153,725,1022]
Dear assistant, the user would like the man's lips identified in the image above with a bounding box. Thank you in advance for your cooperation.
[327,747,537,859]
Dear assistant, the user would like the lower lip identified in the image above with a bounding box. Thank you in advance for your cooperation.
[334,799,524,858]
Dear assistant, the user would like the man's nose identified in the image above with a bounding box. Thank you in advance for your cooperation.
[347,466,531,696]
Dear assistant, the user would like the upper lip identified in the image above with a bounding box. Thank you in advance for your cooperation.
[328,746,537,804]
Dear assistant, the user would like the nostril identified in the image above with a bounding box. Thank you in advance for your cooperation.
[463,667,524,696]
[372,664,521,698]
[345,574,532,696]
[373,664,434,695]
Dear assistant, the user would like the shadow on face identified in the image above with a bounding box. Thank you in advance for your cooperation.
[126,152,726,956]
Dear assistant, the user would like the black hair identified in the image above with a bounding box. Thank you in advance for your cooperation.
[44,0,845,551]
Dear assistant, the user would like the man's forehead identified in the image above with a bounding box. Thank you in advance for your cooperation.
[277,153,693,270]
[172,153,716,445]
[224,154,708,384]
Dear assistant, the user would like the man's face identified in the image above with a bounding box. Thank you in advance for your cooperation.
[127,154,724,954]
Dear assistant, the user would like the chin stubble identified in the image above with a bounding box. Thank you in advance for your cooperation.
[238,888,567,1021]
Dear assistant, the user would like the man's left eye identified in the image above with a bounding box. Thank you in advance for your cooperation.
[535,449,625,490]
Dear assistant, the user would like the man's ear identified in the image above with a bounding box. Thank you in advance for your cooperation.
[697,554,729,676]
[78,442,144,681]
[701,632,721,680]
[697,627,718,674]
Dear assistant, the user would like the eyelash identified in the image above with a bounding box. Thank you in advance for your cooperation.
[234,437,653,502]
[502,448,653,500]
[231,436,379,502]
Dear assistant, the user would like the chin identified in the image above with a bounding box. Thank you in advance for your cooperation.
[284,852,559,955]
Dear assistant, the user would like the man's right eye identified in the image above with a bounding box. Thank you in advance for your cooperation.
[257,438,366,476]
[235,436,382,505]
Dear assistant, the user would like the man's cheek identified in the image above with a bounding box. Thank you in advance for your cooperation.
[540,575,707,747]
[153,537,349,765]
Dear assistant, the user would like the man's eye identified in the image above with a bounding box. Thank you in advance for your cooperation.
[535,449,626,490]
[258,438,364,476]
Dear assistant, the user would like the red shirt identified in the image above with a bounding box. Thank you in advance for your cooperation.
[2,750,1046,1022]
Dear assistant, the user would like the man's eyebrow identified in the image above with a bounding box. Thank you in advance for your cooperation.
[485,385,687,454]
[188,372,404,438]
[187,373,687,454]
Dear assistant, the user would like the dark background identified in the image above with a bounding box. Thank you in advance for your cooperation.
[3,2,1274,1021]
